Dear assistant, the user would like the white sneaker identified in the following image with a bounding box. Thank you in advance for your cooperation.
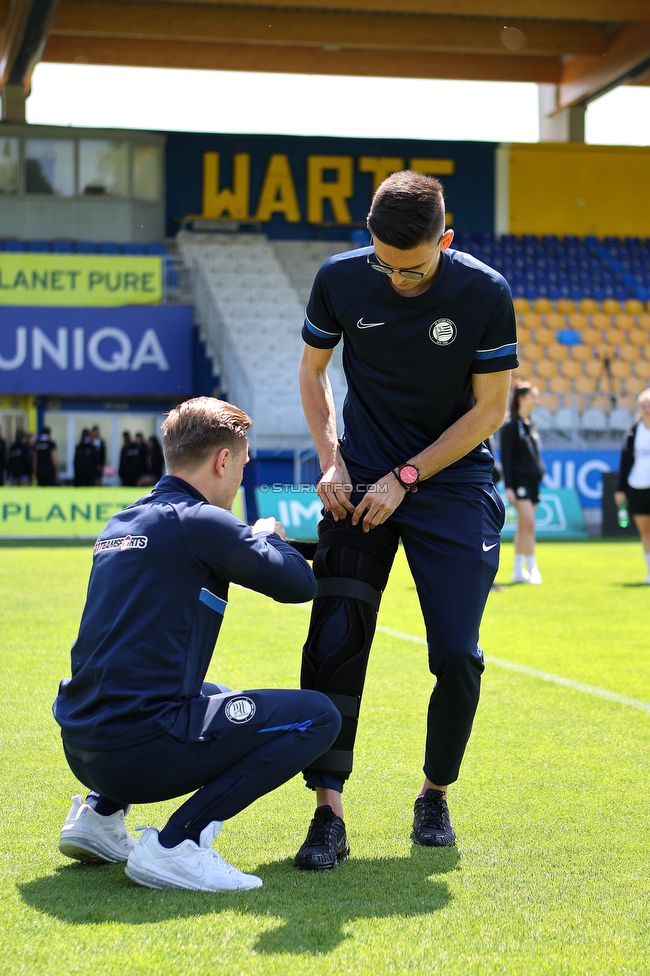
[528,567,543,585]
[125,822,263,892]
[511,568,531,584]
[59,794,136,864]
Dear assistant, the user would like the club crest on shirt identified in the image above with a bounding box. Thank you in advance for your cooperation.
[224,697,256,724]
[429,318,457,345]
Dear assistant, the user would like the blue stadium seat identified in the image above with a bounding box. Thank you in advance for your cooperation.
[51,240,75,253]
[98,242,122,254]
[75,241,97,253]
[3,240,26,252]
[145,242,168,255]
[27,240,51,252]
[122,242,145,254]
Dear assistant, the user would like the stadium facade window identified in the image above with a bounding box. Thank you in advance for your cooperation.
[25,139,75,196]
[79,140,129,197]
[0,137,19,194]
[133,145,162,202]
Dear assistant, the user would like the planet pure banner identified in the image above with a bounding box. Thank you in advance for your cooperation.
[0,254,162,306]
[0,487,246,539]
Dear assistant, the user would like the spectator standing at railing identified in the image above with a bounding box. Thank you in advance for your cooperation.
[148,435,164,482]
[7,430,33,486]
[134,432,151,486]
[615,388,650,585]
[91,426,106,486]
[74,430,98,487]
[34,426,59,486]
[500,380,546,585]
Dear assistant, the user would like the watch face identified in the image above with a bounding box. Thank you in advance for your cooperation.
[400,465,419,485]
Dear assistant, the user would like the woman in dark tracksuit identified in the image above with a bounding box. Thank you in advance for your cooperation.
[500,380,546,584]
[615,388,650,584]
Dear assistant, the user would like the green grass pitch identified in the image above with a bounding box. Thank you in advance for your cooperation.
[1,540,649,976]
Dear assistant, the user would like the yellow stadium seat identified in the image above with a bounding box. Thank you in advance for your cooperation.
[568,312,589,331]
[581,326,602,346]
[618,395,638,412]
[628,328,646,347]
[534,297,553,314]
[545,312,566,331]
[521,312,543,330]
[634,359,650,379]
[570,344,592,362]
[556,298,575,313]
[524,343,544,362]
[602,299,622,314]
[637,312,650,331]
[580,298,599,314]
[585,359,605,379]
[548,342,569,361]
[593,395,613,413]
[625,375,646,395]
[611,359,631,380]
[575,375,597,394]
[513,297,530,314]
[619,343,639,363]
[549,375,571,394]
[561,359,582,379]
[536,359,558,379]
[605,328,625,347]
[615,313,636,333]
[592,312,612,331]
[625,299,644,315]
[538,393,560,412]
[534,326,555,346]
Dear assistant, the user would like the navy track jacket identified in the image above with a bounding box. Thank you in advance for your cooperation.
[53,476,316,750]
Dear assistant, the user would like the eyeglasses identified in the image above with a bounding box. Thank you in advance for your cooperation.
[367,241,440,282]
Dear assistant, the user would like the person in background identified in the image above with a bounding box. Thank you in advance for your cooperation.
[134,432,151,487]
[615,388,650,584]
[148,435,164,483]
[119,432,141,487]
[74,430,98,487]
[7,430,33,486]
[34,426,59,486]
[0,425,6,485]
[499,381,546,585]
[91,426,106,486]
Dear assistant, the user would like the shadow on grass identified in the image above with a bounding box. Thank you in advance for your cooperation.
[618,582,650,588]
[18,845,458,954]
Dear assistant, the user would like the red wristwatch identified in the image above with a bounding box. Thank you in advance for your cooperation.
[393,463,420,492]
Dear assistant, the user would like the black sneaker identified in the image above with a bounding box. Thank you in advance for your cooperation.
[294,805,350,870]
[412,789,456,847]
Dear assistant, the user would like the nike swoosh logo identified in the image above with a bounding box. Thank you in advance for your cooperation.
[357,318,386,329]
[482,541,498,551]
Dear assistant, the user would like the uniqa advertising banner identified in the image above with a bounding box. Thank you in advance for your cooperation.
[0,487,246,539]
[0,254,162,306]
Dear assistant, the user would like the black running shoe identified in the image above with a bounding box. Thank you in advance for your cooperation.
[294,805,350,870]
[412,789,456,847]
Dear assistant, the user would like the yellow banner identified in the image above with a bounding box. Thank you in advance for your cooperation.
[0,254,162,306]
[0,487,246,539]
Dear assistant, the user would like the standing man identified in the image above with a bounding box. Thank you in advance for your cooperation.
[74,430,98,487]
[7,430,33,486]
[54,396,340,892]
[91,426,106,485]
[34,426,59,486]
[0,425,6,485]
[294,171,517,869]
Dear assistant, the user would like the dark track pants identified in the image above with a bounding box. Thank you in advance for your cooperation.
[307,478,505,790]
[64,688,340,832]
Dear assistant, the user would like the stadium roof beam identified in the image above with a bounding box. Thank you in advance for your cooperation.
[0,0,60,121]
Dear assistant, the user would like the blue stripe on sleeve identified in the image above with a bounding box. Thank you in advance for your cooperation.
[474,342,517,360]
[199,588,227,616]
[303,316,341,340]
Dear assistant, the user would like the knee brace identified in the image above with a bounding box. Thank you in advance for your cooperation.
[300,511,399,781]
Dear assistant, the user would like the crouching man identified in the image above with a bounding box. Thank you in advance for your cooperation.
[53,396,340,892]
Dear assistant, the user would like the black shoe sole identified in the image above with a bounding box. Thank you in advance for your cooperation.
[294,841,350,871]
[411,831,456,848]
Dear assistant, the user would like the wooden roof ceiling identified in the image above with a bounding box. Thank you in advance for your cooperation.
[2,0,650,112]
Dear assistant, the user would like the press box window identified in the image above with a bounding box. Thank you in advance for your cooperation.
[133,145,162,202]
[79,140,129,197]
[25,139,75,196]
[0,137,19,194]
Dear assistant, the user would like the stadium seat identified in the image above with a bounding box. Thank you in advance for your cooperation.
[27,240,50,252]
[580,298,599,314]
[523,342,543,362]
[602,299,622,314]
[627,376,647,395]
[585,359,606,379]
[592,313,612,331]
[546,312,566,331]
[615,313,636,333]
[637,313,650,330]
[610,407,633,430]
[556,298,576,313]
[570,345,592,362]
[626,299,645,315]
[51,240,74,253]
[75,241,97,253]
[553,407,576,430]
[3,240,26,251]
[580,408,608,430]
[537,394,560,413]
[593,395,613,413]
[513,297,530,314]
[560,359,582,379]
[98,242,122,254]
[628,328,647,347]
[605,328,625,348]
[611,360,631,380]
[122,242,145,254]
[548,342,569,361]
[634,360,650,380]
[534,297,554,314]
[536,359,558,379]
[531,408,555,430]
[535,325,554,346]
[549,375,571,394]
[582,326,602,346]
[145,242,168,255]
[619,343,638,363]
[618,396,638,413]
[521,312,543,330]
[575,375,597,394]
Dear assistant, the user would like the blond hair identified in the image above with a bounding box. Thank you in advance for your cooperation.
[162,397,252,472]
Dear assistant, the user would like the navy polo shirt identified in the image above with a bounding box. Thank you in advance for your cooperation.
[53,476,316,749]
[302,246,518,484]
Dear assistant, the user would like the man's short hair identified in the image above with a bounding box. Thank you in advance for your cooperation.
[367,170,446,250]
[162,396,252,472]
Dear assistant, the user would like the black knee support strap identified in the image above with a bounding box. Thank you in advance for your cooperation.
[301,512,399,781]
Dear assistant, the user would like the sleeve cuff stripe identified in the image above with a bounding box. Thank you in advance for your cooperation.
[304,316,341,339]
[474,343,517,360]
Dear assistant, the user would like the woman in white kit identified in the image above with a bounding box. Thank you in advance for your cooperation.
[615,388,650,584]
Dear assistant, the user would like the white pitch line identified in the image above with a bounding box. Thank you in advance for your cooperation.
[375,625,650,715]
